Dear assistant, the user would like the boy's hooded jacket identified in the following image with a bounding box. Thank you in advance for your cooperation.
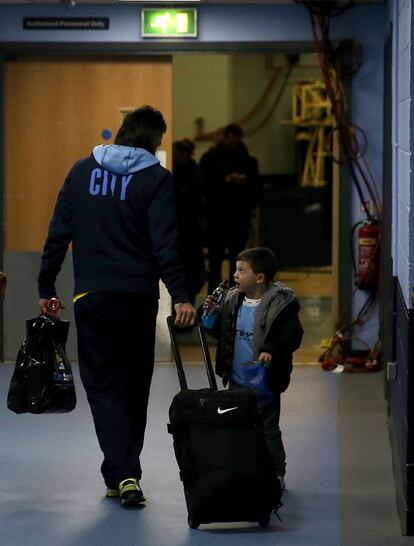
[38,145,189,304]
[206,283,303,394]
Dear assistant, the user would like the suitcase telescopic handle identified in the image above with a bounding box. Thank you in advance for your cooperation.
[166,315,218,391]
[196,322,218,390]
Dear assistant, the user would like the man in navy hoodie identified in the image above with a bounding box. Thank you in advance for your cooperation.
[38,105,196,507]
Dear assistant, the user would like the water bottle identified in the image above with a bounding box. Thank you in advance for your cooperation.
[201,280,229,329]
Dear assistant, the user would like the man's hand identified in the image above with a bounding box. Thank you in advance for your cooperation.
[174,302,197,327]
[224,173,247,184]
[39,298,49,314]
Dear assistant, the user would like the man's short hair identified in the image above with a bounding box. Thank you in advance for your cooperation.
[237,247,277,283]
[223,123,243,138]
[173,138,195,158]
[114,105,167,154]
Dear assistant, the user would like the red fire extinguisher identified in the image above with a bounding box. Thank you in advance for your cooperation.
[356,221,381,290]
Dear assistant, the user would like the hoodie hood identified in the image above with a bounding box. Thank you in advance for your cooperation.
[93,144,159,175]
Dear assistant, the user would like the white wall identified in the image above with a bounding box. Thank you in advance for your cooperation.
[392,0,414,307]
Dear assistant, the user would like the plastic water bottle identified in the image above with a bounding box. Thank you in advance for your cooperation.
[201,280,229,329]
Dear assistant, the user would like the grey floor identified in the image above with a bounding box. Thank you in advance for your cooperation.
[299,295,332,353]
[1,362,414,546]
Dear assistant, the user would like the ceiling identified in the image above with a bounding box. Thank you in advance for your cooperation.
[0,0,381,4]
[0,0,299,3]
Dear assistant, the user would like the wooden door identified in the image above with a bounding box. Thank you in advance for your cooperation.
[4,57,172,361]
[5,57,172,252]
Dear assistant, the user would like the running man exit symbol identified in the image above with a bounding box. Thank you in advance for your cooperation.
[176,13,188,33]
[142,9,197,38]
[151,13,170,34]
[150,13,188,33]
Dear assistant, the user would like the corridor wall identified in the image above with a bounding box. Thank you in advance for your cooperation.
[0,3,386,360]
[387,0,414,534]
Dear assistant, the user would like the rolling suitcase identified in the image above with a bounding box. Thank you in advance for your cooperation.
[166,316,281,529]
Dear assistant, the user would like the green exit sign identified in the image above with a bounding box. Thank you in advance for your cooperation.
[142,8,197,38]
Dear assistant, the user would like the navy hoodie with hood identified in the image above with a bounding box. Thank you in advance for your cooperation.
[38,144,190,304]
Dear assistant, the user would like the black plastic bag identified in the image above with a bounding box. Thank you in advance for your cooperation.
[7,315,76,414]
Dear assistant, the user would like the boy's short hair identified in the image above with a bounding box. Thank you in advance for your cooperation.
[237,247,277,283]
[114,105,167,154]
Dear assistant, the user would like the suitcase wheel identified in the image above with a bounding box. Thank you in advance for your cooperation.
[188,516,200,529]
[258,515,270,527]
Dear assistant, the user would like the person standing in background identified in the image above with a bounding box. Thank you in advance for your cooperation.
[172,138,206,306]
[199,124,260,292]
[38,106,196,507]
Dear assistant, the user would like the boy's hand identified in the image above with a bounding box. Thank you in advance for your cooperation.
[258,352,272,366]
[202,295,215,313]
[174,302,197,327]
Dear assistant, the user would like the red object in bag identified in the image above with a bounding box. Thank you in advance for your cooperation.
[45,298,62,317]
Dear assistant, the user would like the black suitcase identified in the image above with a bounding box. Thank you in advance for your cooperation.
[166,316,281,529]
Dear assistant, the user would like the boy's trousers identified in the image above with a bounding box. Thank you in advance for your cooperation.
[229,381,286,478]
[259,396,286,478]
[74,291,158,489]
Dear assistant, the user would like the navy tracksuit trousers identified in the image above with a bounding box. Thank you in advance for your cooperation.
[74,291,158,489]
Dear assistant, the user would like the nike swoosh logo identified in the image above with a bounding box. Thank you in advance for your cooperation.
[217,406,238,415]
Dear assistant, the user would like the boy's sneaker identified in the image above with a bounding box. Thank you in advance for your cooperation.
[119,478,146,507]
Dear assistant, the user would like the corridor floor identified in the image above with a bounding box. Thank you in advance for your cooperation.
[1,363,414,546]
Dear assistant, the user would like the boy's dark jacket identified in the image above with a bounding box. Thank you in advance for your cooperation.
[205,283,303,394]
[38,145,189,304]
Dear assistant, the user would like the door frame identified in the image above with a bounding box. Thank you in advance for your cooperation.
[380,27,395,376]
[0,40,352,361]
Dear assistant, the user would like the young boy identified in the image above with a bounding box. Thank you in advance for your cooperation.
[203,247,303,490]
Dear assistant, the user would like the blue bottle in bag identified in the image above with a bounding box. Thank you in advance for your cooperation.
[242,361,274,402]
[201,280,229,329]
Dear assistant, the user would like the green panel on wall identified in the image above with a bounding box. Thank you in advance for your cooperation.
[142,9,197,38]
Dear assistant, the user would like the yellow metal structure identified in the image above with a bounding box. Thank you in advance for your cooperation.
[283,80,334,187]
